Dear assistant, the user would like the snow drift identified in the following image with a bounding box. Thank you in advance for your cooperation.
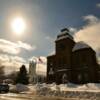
[9,83,100,99]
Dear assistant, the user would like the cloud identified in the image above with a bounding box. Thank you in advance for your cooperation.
[45,36,54,43]
[69,27,77,35]
[98,57,100,64]
[74,15,100,63]
[83,15,99,24]
[96,49,100,64]
[96,3,100,8]
[17,41,35,51]
[36,56,47,76]
[0,54,27,74]
[0,39,36,55]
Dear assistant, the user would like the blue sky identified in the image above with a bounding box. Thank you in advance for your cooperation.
[0,0,100,74]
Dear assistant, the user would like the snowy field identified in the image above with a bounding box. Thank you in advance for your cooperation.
[1,83,100,100]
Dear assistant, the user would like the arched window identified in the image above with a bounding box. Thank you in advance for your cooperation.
[48,68,54,75]
[78,74,82,82]
[62,73,68,84]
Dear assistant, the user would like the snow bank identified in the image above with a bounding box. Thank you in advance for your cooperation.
[9,83,100,99]
[9,84,29,93]
[34,83,100,99]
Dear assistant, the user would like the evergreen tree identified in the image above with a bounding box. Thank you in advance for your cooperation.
[15,65,29,85]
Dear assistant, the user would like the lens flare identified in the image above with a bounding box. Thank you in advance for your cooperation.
[11,17,26,35]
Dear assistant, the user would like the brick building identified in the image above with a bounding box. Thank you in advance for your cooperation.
[47,28,99,84]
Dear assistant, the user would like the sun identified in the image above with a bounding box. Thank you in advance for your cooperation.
[11,17,26,35]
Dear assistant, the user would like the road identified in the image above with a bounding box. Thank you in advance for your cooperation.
[0,93,81,100]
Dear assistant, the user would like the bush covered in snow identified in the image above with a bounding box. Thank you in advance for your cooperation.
[9,84,29,93]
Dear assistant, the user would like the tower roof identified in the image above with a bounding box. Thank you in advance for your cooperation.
[72,41,91,52]
[56,28,73,41]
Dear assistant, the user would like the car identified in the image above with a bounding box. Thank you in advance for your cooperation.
[0,84,9,93]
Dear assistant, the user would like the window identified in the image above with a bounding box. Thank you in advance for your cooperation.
[78,74,82,82]
[49,68,54,75]
[62,73,68,83]
[58,43,66,51]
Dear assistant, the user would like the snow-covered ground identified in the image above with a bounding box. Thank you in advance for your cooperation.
[0,93,81,100]
[9,83,100,100]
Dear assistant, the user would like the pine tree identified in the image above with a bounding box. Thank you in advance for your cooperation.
[15,65,29,85]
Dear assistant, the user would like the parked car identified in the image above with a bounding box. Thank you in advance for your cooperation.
[0,84,9,93]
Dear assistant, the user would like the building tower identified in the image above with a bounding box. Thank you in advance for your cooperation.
[55,28,75,84]
[47,28,75,84]
[29,59,37,84]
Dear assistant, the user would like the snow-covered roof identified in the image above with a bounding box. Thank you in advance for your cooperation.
[56,35,73,41]
[56,28,73,41]
[58,30,69,36]
[72,41,90,52]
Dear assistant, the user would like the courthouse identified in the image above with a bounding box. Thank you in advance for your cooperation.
[47,28,99,84]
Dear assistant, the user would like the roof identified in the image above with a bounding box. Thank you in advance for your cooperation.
[72,41,91,52]
[47,55,55,58]
[56,28,73,41]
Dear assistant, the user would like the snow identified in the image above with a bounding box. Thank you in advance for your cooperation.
[36,83,100,99]
[9,84,29,93]
[9,83,100,99]
[56,30,73,41]
[57,69,68,72]
[59,29,69,35]
[56,35,73,41]
[9,83,100,92]
[72,41,90,52]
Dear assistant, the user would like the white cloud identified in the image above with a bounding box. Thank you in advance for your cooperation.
[17,41,35,51]
[96,3,100,8]
[36,63,47,76]
[0,39,36,55]
[45,36,54,43]
[0,54,27,74]
[69,27,77,35]
[83,15,99,25]
[74,15,100,63]
[98,57,100,64]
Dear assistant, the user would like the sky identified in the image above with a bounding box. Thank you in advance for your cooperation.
[0,0,100,75]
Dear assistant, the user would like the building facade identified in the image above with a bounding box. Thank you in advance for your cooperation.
[47,28,99,84]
